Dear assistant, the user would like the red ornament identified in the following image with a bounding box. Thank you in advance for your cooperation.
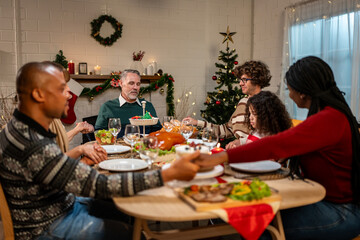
[95,86,102,92]
[155,84,159,90]
[212,75,217,80]
[216,100,221,105]
[169,77,174,82]
[234,61,238,65]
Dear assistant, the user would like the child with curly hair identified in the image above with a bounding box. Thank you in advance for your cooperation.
[244,91,292,144]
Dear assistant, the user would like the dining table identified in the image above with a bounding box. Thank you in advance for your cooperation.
[97,142,326,240]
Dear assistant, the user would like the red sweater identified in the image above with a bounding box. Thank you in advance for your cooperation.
[227,106,353,203]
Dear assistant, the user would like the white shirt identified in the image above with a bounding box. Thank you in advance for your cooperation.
[118,93,141,107]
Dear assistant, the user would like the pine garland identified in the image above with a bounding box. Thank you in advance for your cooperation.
[90,15,123,47]
[80,74,175,116]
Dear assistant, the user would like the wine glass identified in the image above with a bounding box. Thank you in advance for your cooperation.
[124,124,140,157]
[162,116,174,132]
[180,119,193,141]
[202,127,219,149]
[108,118,121,142]
[139,136,159,169]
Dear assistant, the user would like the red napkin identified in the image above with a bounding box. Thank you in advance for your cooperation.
[225,204,275,240]
[213,177,279,240]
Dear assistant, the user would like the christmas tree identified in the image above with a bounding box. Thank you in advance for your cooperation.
[201,26,245,125]
[53,50,68,69]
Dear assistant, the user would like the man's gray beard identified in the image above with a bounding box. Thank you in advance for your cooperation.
[128,93,138,100]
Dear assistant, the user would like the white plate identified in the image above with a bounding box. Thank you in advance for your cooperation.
[129,118,159,126]
[230,160,281,173]
[99,159,148,172]
[101,145,131,154]
[187,139,203,145]
[162,164,224,180]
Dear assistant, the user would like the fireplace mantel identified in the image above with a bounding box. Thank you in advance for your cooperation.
[70,74,161,83]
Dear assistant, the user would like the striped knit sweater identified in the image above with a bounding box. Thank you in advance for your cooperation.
[0,109,164,240]
[197,97,249,144]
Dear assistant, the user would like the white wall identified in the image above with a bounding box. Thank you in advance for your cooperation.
[0,0,253,146]
[253,0,304,94]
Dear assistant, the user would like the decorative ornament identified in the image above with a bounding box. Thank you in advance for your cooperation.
[236,95,240,100]
[89,96,94,101]
[138,94,143,98]
[219,26,237,46]
[218,90,223,94]
[228,70,232,73]
[234,61,238,65]
[201,113,205,118]
[53,50,68,69]
[216,80,221,84]
[90,15,123,47]
[216,100,221,105]
[212,75,217,80]
[223,98,226,101]
[160,88,165,94]
[218,56,221,60]
[133,51,145,61]
[225,65,227,69]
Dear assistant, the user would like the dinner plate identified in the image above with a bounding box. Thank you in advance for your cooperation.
[101,145,131,154]
[187,139,203,145]
[230,160,281,173]
[99,159,148,172]
[162,164,224,180]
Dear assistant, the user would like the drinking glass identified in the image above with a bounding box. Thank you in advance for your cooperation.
[162,116,174,132]
[202,127,219,149]
[108,118,121,141]
[139,136,159,169]
[124,124,140,157]
[180,119,193,141]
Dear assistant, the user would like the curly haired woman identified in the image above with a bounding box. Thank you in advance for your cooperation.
[244,91,292,144]
[183,60,272,147]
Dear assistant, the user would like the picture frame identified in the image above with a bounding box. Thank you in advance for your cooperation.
[79,62,87,75]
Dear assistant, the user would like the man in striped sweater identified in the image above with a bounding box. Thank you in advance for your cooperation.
[0,61,199,240]
[184,60,271,148]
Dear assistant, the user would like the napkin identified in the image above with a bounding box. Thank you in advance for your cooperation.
[211,177,280,240]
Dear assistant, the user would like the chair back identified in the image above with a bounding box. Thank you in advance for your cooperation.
[0,182,14,240]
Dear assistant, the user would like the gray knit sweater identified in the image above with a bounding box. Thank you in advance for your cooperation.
[0,109,163,240]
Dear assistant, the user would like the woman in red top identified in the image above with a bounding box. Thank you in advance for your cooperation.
[195,56,360,239]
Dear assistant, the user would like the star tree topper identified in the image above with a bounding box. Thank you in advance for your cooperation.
[220,26,236,47]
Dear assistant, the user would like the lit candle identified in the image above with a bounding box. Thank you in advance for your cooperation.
[94,65,101,75]
[146,64,154,75]
[68,60,75,74]
[211,143,225,154]
[151,61,157,73]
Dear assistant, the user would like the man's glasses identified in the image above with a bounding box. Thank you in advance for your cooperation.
[238,78,252,84]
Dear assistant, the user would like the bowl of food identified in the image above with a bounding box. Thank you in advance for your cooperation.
[129,112,159,125]
[94,130,116,145]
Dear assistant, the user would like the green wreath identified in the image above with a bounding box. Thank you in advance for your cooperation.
[90,15,123,46]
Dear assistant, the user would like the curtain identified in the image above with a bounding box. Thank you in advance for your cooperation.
[280,0,360,121]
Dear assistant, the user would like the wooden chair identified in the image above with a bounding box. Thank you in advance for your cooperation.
[0,182,14,240]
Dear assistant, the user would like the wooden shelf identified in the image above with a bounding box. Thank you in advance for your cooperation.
[70,74,161,84]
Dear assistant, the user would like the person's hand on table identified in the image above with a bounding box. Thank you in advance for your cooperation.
[182,116,198,126]
[80,142,107,165]
[225,139,241,150]
[161,151,200,182]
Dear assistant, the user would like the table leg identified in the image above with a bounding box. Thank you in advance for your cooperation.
[132,218,142,240]
[267,212,285,240]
